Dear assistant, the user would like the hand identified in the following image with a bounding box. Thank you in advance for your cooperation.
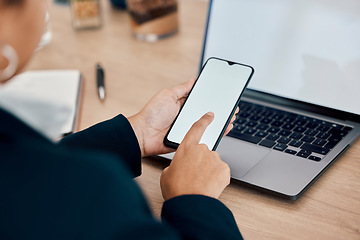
[128,79,194,157]
[160,113,231,200]
[128,79,239,157]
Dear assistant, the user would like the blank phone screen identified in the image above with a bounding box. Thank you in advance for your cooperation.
[166,58,253,150]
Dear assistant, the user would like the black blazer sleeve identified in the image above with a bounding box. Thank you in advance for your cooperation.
[162,195,243,240]
[59,114,142,177]
[0,109,244,239]
[57,114,243,239]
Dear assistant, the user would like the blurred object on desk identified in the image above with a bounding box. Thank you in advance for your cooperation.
[54,0,69,4]
[126,0,179,42]
[110,0,127,9]
[70,0,102,30]
[2,70,83,136]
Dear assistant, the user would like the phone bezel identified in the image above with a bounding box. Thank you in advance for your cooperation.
[164,57,254,151]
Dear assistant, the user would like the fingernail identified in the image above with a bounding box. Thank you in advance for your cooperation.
[206,112,214,117]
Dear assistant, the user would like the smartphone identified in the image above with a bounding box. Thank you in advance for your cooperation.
[164,57,254,151]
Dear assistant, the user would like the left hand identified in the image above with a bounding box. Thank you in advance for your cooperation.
[128,79,238,157]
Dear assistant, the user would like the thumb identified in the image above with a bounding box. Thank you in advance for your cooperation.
[171,78,196,99]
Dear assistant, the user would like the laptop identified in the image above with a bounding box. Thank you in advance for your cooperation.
[159,0,360,200]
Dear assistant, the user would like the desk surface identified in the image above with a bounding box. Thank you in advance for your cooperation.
[27,0,360,239]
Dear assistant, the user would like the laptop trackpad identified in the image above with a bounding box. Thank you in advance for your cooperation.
[217,137,270,178]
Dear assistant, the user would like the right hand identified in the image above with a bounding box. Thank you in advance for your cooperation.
[160,112,231,201]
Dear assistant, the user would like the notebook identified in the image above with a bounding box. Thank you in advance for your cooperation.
[4,70,82,136]
[159,0,360,200]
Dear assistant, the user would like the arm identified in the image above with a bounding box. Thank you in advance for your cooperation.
[59,114,142,177]
[58,133,241,240]
[160,113,243,239]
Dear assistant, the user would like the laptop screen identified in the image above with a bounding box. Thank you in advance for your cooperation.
[202,0,360,115]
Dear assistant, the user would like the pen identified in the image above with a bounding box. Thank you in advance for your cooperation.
[96,63,105,101]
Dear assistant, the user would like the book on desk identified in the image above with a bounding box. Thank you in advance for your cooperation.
[4,70,83,136]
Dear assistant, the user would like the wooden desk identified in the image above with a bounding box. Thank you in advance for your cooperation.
[26,0,360,239]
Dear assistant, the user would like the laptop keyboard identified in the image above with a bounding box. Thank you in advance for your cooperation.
[228,101,353,161]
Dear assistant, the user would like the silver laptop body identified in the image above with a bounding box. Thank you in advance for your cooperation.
[160,0,360,200]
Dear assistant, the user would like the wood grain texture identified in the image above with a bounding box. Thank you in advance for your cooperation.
[26,0,360,239]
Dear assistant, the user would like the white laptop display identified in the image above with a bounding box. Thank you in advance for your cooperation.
[160,0,360,199]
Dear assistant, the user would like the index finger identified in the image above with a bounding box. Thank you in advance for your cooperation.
[182,112,214,145]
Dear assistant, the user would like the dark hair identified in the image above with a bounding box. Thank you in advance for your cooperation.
[2,0,24,6]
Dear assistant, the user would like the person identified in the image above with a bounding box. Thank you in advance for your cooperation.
[0,0,243,239]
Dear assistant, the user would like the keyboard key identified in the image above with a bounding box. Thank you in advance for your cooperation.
[305,129,318,136]
[255,131,268,138]
[324,142,336,149]
[301,136,315,143]
[293,126,307,133]
[309,118,322,124]
[299,116,311,121]
[331,123,344,129]
[305,122,319,129]
[239,105,250,112]
[317,125,330,132]
[309,156,322,161]
[278,137,291,144]
[251,105,264,112]
[262,110,272,117]
[289,140,303,147]
[273,113,284,120]
[273,143,288,151]
[243,128,257,135]
[328,135,342,143]
[227,132,262,144]
[271,121,283,127]
[324,135,342,149]
[283,123,295,130]
[278,130,291,136]
[316,132,330,139]
[321,121,333,128]
[250,115,262,121]
[266,134,280,141]
[313,138,327,146]
[289,133,303,140]
[256,124,269,131]
[239,112,251,118]
[246,122,258,128]
[236,118,246,124]
[283,117,296,123]
[261,118,272,124]
[294,119,307,126]
[233,125,246,132]
[328,129,348,137]
[297,150,311,158]
[259,139,276,148]
[285,149,297,155]
[300,149,312,155]
[268,127,280,133]
[301,143,330,155]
